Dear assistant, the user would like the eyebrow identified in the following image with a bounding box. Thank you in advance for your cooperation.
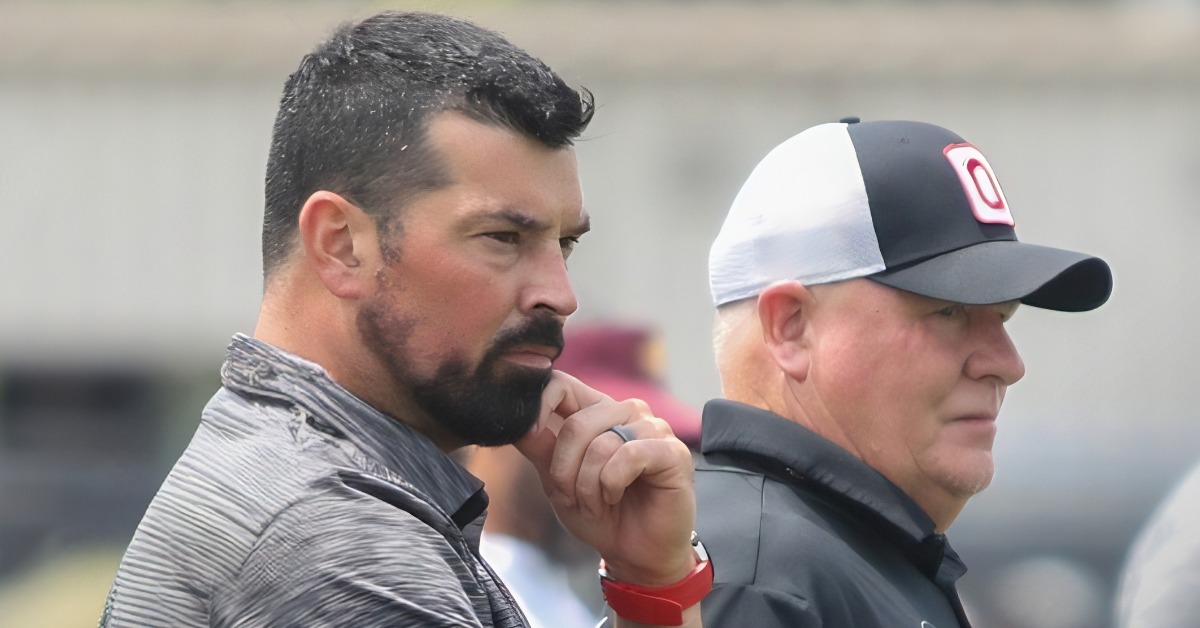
[487,208,545,230]
[474,207,591,237]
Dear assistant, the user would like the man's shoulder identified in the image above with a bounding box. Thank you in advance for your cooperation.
[107,447,472,626]
[695,455,970,627]
[146,408,448,555]
[696,458,867,581]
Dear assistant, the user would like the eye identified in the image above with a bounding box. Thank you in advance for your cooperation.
[936,304,967,318]
[559,235,580,256]
[997,301,1020,323]
[484,232,519,245]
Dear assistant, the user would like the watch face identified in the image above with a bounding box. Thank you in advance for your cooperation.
[690,531,709,562]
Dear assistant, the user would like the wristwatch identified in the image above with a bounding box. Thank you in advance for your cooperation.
[599,531,713,626]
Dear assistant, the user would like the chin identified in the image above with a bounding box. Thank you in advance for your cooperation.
[951,466,995,498]
[935,451,995,498]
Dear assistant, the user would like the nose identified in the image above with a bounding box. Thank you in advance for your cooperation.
[522,245,578,317]
[964,313,1026,386]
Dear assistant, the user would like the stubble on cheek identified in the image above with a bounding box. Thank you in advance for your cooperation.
[354,291,419,404]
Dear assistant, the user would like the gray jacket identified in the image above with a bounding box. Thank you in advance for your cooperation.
[101,334,526,627]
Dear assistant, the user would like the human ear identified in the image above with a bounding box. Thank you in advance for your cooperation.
[757,281,813,382]
[296,191,381,299]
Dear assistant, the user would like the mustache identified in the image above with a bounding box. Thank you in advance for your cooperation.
[490,314,565,360]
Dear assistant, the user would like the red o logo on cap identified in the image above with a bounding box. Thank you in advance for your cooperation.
[944,143,1015,226]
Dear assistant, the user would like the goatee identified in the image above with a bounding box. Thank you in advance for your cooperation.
[358,303,563,446]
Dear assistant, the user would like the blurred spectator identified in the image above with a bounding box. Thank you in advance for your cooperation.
[465,445,600,628]
[1115,458,1200,627]
[464,321,702,627]
[554,322,701,449]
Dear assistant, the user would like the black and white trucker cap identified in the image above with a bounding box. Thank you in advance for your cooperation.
[708,119,1112,312]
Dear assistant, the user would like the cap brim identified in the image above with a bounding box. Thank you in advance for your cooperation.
[869,240,1112,312]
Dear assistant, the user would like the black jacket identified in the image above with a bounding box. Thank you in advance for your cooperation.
[696,400,971,627]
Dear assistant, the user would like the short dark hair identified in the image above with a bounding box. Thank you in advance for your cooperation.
[261,11,594,277]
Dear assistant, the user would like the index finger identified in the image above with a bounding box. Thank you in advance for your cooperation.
[514,370,611,477]
[539,370,611,425]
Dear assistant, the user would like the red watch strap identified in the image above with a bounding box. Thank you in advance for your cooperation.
[599,554,713,626]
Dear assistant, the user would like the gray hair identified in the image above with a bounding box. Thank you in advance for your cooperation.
[712,297,757,373]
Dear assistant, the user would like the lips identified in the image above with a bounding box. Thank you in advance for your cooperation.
[506,345,559,365]
[945,413,999,443]
[511,344,560,360]
[493,341,561,372]
[491,315,565,360]
[950,413,996,423]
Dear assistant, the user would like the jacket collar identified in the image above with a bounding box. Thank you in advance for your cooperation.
[220,333,486,529]
[700,399,966,582]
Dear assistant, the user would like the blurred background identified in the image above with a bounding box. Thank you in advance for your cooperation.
[1,1,1197,626]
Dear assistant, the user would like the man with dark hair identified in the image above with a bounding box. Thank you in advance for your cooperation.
[695,118,1112,626]
[259,11,592,279]
[101,12,705,628]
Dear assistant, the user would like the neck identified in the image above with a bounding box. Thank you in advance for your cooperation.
[253,278,343,378]
[900,485,968,534]
[254,279,462,452]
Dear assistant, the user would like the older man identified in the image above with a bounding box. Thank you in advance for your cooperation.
[695,118,1112,627]
[102,11,704,628]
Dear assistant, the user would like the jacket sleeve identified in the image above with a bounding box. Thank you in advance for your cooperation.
[1116,461,1200,627]
[211,487,487,628]
[701,583,823,628]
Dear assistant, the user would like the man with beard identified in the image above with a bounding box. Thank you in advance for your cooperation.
[695,119,1112,626]
[101,12,705,628]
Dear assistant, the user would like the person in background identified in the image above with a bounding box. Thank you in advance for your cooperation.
[465,321,703,627]
[555,322,701,450]
[1115,458,1200,626]
[694,118,1112,626]
[101,11,705,628]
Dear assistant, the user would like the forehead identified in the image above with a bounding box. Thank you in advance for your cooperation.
[810,278,896,307]
[814,279,1019,316]
[414,111,585,225]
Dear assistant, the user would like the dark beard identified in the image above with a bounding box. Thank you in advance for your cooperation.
[358,301,562,446]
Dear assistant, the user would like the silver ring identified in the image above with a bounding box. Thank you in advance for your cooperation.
[608,424,637,444]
